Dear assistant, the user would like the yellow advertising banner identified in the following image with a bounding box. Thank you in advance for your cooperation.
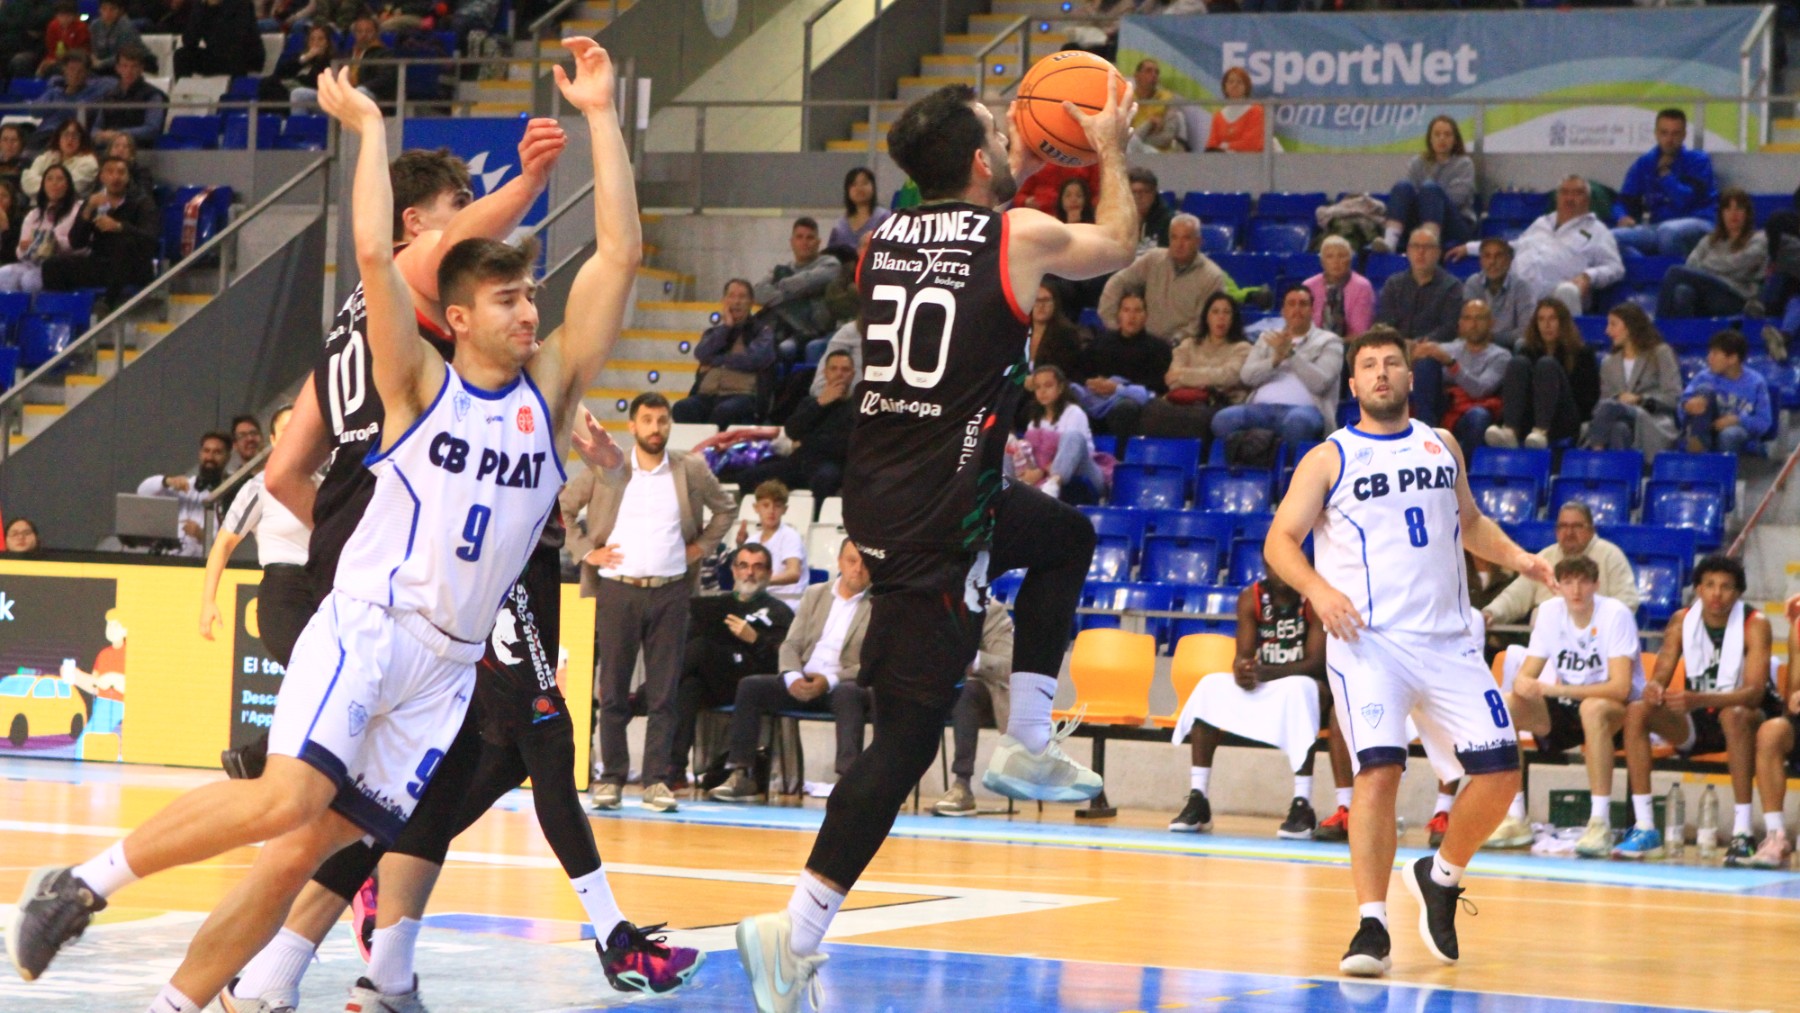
[0,558,593,782]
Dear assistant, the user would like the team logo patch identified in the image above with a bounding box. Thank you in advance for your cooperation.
[453,392,472,422]
[517,406,535,433]
[1354,447,1373,466]
[347,701,369,737]
[531,694,560,722]
[1423,440,1443,455]
[1360,703,1385,729]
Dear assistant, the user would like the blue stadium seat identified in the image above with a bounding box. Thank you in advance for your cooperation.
[1361,252,1407,290]
[0,345,17,392]
[1247,221,1311,255]
[1469,446,1552,484]
[1210,253,1283,290]
[1560,449,1644,506]
[1225,538,1267,586]
[1123,436,1202,480]
[1634,555,1685,627]
[1147,509,1234,546]
[1196,467,1272,514]
[277,114,329,150]
[1141,536,1221,586]
[1181,192,1252,234]
[0,291,31,344]
[1080,506,1150,562]
[160,115,222,150]
[1651,452,1737,511]
[1111,464,1187,511]
[222,111,283,150]
[1747,356,1800,410]
[161,187,234,262]
[989,569,1025,606]
[223,76,262,102]
[1232,513,1273,546]
[1082,582,1176,648]
[1254,191,1327,223]
[1752,193,1791,228]
[1602,524,1697,573]
[1478,219,1524,241]
[17,315,72,369]
[1444,256,1481,281]
[1676,354,1706,384]
[1642,481,1724,550]
[1172,584,1241,640]
[1623,255,1684,292]
[34,291,96,333]
[1087,538,1134,583]
[1657,317,1737,353]
[1470,475,1540,524]
[1199,223,1235,255]
[1503,518,1557,552]
[1573,314,1608,348]
[4,78,46,101]
[1485,191,1547,225]
[1549,476,1632,527]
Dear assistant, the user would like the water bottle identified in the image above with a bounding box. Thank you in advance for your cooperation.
[1697,784,1720,858]
[1665,782,1686,859]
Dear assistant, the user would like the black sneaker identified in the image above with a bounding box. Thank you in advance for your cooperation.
[1167,790,1212,833]
[1724,832,1756,865]
[1402,856,1473,964]
[220,734,269,780]
[1338,917,1391,977]
[5,866,106,981]
[1277,797,1317,840]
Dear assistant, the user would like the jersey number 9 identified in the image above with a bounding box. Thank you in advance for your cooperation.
[457,504,492,562]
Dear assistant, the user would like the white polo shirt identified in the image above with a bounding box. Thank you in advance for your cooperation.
[599,452,687,580]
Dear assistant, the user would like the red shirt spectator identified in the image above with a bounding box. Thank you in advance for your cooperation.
[1017,163,1100,217]
[38,1,90,76]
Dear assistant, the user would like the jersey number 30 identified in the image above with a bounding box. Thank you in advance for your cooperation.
[865,284,955,389]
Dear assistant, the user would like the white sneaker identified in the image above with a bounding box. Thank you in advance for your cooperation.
[345,975,430,1013]
[641,782,680,812]
[1574,818,1613,859]
[1522,428,1549,449]
[1482,814,1534,850]
[1484,425,1518,448]
[736,911,826,1013]
[980,717,1103,803]
[220,979,296,1013]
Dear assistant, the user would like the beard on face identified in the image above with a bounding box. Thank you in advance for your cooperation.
[1357,385,1410,424]
[638,433,667,455]
[986,142,1018,206]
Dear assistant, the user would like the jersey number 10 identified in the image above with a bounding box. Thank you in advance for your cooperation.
[865,284,956,390]
[325,330,368,434]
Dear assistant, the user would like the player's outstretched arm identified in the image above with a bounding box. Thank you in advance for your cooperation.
[531,38,643,454]
[1004,77,1138,297]
[1440,427,1556,589]
[265,374,328,525]
[1266,443,1364,642]
[318,67,437,447]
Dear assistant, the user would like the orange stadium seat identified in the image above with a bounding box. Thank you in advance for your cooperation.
[1153,633,1235,729]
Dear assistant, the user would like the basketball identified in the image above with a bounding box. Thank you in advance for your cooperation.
[1014,50,1125,168]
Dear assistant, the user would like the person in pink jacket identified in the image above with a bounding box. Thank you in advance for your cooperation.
[1300,235,1373,339]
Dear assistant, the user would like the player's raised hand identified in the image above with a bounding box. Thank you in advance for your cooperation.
[1005,101,1046,189]
[315,66,382,132]
[1064,72,1134,160]
[1310,584,1366,643]
[571,407,623,471]
[554,37,616,116]
[517,117,568,188]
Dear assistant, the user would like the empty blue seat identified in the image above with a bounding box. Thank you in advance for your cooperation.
[1199,223,1235,255]
[1181,192,1252,234]
[1087,537,1134,583]
[1254,191,1327,223]
[1634,555,1685,627]
[1752,193,1791,228]
[33,291,96,333]
[1196,467,1272,514]
[1124,436,1201,479]
[1550,476,1632,527]
[1082,582,1175,647]
[1602,524,1697,572]
[1444,256,1481,281]
[1210,253,1283,290]
[4,78,46,101]
[222,111,283,150]
[1478,219,1525,241]
[1470,475,1539,524]
[989,569,1025,606]
[0,345,17,392]
[223,76,263,102]
[1651,452,1736,511]
[1172,585,1242,640]
[1141,536,1221,586]
[1111,464,1186,511]
[1247,221,1311,255]
[1657,317,1737,354]
[277,114,329,150]
[161,114,222,150]
[1503,518,1557,552]
[1573,314,1609,348]
[1642,481,1724,550]
[1361,252,1407,290]
[0,291,30,343]
[1747,356,1800,410]
[1623,255,1684,291]
[1469,446,1552,483]
[1225,538,1267,586]
[1485,191,1547,224]
[1560,449,1644,505]
[1147,509,1234,544]
[17,315,72,369]
[1080,505,1150,562]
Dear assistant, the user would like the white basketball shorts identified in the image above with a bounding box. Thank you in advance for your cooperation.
[1325,627,1519,782]
[269,591,484,843]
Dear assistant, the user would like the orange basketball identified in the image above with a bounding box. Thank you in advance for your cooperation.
[1015,51,1125,168]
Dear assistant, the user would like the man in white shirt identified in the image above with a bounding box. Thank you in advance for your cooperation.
[136,430,232,557]
[1210,285,1344,445]
[1456,176,1623,317]
[711,539,873,801]
[1482,556,1643,857]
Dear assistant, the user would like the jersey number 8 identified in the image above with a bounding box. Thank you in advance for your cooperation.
[865,284,956,390]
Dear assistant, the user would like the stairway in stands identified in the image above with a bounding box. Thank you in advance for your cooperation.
[828,0,1069,154]
[580,228,701,432]
[457,0,637,115]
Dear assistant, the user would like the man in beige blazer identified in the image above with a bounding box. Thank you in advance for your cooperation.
[709,539,872,800]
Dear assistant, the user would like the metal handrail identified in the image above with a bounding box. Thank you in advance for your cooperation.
[1740,2,1777,150]
[527,0,597,97]
[0,155,332,461]
[974,15,1029,101]
[1726,437,1800,559]
[801,0,886,149]
[520,174,599,277]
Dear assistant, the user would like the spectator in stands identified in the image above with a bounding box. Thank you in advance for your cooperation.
[1617,555,1772,861]
[1074,291,1169,438]
[446,0,501,37]
[226,413,263,472]
[173,0,265,79]
[0,164,79,293]
[1211,286,1343,446]
[90,48,166,150]
[1128,166,1172,252]
[1055,176,1094,225]
[15,0,89,79]
[267,23,339,113]
[23,118,97,199]
[933,599,1015,816]
[1099,214,1234,343]
[1168,571,1352,840]
[1377,115,1476,254]
[1408,298,1510,450]
[709,538,873,801]
[5,517,40,554]
[285,0,365,31]
[0,0,57,80]
[1141,290,1251,440]
[1656,188,1766,319]
[1462,175,1623,317]
[342,11,397,105]
[1614,107,1717,259]
[41,156,157,301]
[1011,364,1105,504]
[1205,66,1264,153]
[104,133,153,200]
[1375,224,1463,345]
[1759,184,1800,358]
[30,53,110,145]
[376,0,436,34]
[1483,555,1642,856]
[674,278,774,428]
[1482,501,1638,626]
[0,181,21,266]
[821,233,864,327]
[1127,57,1187,153]
[0,126,27,200]
[1450,237,1532,350]
[1486,297,1598,449]
[1680,327,1772,455]
[754,216,840,361]
[809,317,861,396]
[1027,283,1084,378]
[669,543,794,790]
[136,429,231,557]
[740,350,854,500]
[1302,235,1373,341]
[1586,303,1683,456]
[1017,162,1098,218]
[826,167,888,251]
[732,479,807,610]
[88,0,142,75]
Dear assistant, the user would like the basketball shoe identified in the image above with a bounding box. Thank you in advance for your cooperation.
[344,975,429,1013]
[1314,805,1350,843]
[1482,813,1534,850]
[220,978,295,1013]
[1574,818,1613,859]
[1338,917,1391,977]
[1277,797,1317,840]
[981,717,1102,803]
[1426,811,1450,848]
[597,921,704,994]
[1403,856,1470,964]
[1168,790,1211,833]
[6,865,106,981]
[736,911,826,1013]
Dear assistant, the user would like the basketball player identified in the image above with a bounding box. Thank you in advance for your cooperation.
[735,82,1138,1011]
[6,44,638,1013]
[1747,610,1800,868]
[1482,555,1641,859]
[1266,325,1554,978]
[199,406,311,664]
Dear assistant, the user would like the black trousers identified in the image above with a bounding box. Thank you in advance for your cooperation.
[42,252,152,301]
[256,564,316,667]
[670,655,753,779]
[592,578,690,786]
[725,674,870,777]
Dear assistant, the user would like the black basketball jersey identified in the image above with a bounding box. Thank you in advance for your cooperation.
[305,279,456,590]
[844,202,1030,552]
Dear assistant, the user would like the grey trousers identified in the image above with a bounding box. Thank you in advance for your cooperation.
[727,673,870,777]
[593,578,691,786]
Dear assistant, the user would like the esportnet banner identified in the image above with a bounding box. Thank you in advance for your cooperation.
[1118,8,1766,153]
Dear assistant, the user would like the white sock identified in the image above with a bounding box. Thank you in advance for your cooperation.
[571,867,626,940]
[232,928,314,1005]
[1434,791,1455,816]
[1006,672,1058,753]
[1508,792,1527,821]
[1294,775,1313,801]
[785,871,844,957]
[146,984,200,1013]
[1590,795,1611,824]
[1632,793,1656,831]
[1766,811,1786,836]
[1190,766,1210,794]
[1430,853,1465,888]
[1335,787,1353,809]
[72,841,138,899]
[367,917,422,996]
[1734,803,1754,836]
[1357,901,1387,927]
[1382,224,1401,248]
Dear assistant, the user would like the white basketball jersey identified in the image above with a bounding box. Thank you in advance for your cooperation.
[1315,420,1471,639]
[335,363,565,643]
[1526,595,1646,694]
